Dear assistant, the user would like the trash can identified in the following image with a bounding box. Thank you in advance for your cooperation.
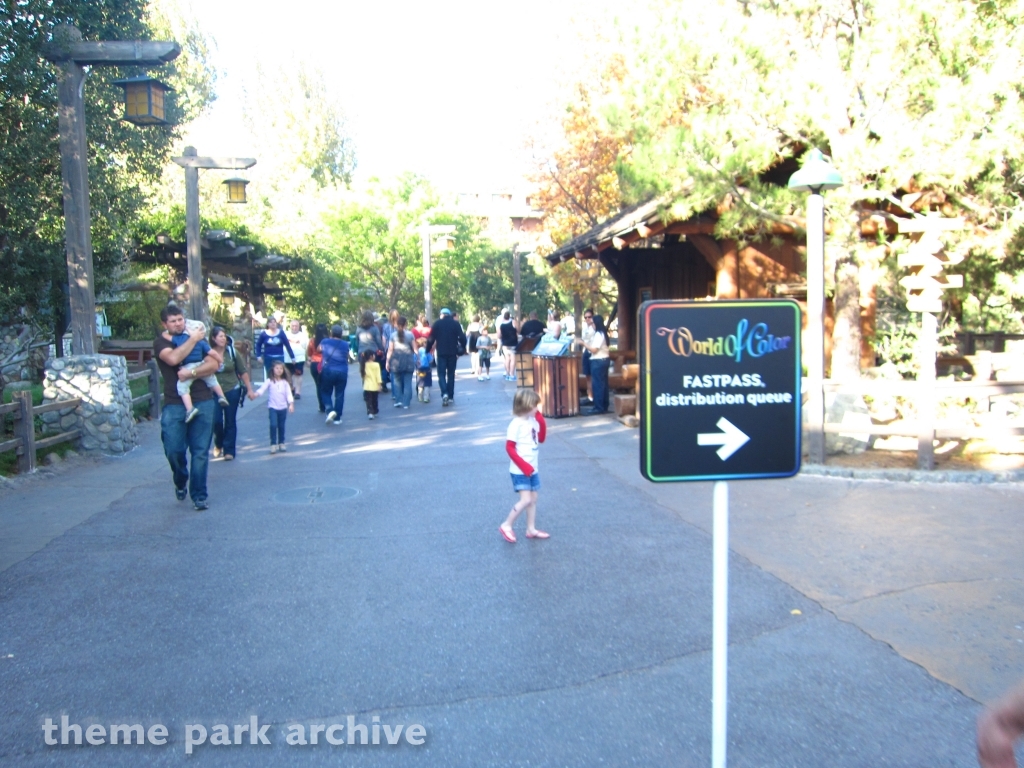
[532,338,580,418]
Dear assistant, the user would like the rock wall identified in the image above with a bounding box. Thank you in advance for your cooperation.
[42,355,138,454]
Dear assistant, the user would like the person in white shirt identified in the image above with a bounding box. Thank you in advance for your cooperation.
[285,319,309,399]
[499,389,549,543]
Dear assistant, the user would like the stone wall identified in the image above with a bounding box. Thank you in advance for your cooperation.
[42,355,138,454]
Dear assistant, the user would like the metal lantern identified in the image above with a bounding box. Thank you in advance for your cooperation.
[112,76,172,126]
[787,148,844,193]
[432,234,455,252]
[223,178,249,204]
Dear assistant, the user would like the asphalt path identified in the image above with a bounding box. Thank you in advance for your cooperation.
[0,359,986,765]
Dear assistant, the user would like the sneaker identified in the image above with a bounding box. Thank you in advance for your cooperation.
[175,487,187,501]
[485,374,491,380]
[193,499,208,511]
[326,411,337,424]
[185,407,199,423]
[334,418,342,425]
[394,402,402,407]
[223,454,234,462]
[403,405,409,409]
[279,444,287,453]
[477,375,484,381]
[442,395,449,407]
[217,396,230,407]
[294,393,301,400]
[270,445,278,454]
[211,446,223,459]
[368,413,374,420]
[449,399,454,406]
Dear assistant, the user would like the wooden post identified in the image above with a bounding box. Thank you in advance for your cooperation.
[14,391,36,474]
[147,358,162,419]
[172,149,257,324]
[43,25,182,355]
[54,52,96,355]
[183,147,203,322]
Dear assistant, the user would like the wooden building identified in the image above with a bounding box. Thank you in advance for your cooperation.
[545,198,807,356]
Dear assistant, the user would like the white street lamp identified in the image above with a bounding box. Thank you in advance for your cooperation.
[420,224,456,322]
[788,149,844,464]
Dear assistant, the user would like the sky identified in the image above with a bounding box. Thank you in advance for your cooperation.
[180,0,635,195]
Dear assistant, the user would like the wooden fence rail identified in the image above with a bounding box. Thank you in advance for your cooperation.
[1,359,160,475]
[0,392,82,473]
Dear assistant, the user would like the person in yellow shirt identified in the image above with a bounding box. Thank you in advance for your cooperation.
[361,349,382,419]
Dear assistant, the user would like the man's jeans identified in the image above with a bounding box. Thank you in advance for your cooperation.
[213,386,243,457]
[320,368,348,416]
[161,399,215,503]
[437,355,457,400]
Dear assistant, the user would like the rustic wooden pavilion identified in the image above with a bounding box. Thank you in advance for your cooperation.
[545,198,809,356]
[133,231,302,314]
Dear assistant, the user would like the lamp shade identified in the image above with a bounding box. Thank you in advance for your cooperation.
[112,76,172,126]
[787,148,844,193]
[223,178,249,204]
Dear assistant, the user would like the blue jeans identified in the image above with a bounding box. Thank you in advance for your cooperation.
[213,386,243,457]
[437,355,457,400]
[161,399,215,503]
[590,358,610,413]
[320,367,348,416]
[269,408,287,444]
[391,370,413,407]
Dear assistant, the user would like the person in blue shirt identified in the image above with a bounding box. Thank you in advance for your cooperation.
[318,324,350,425]
[415,337,433,402]
[255,316,295,380]
[164,320,229,423]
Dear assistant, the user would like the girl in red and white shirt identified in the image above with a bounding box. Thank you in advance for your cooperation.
[499,389,549,543]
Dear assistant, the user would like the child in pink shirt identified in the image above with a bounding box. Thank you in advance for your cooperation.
[250,361,294,453]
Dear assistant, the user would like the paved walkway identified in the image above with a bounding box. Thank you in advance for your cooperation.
[1,358,1018,766]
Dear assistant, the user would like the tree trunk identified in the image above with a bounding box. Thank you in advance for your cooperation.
[831,258,862,381]
[573,292,583,340]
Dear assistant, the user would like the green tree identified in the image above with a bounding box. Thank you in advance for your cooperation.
[556,0,1024,375]
[0,0,216,332]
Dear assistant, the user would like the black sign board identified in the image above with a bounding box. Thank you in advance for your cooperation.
[639,300,802,482]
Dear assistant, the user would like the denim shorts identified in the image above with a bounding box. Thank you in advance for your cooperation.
[510,472,541,492]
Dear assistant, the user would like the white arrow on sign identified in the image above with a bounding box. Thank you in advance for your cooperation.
[698,417,750,461]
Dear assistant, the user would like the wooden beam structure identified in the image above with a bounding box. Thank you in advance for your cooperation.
[41,24,180,355]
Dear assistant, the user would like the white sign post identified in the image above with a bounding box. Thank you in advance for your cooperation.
[711,480,729,768]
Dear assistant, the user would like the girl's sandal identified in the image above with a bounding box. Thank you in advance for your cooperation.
[499,525,517,543]
[525,530,550,539]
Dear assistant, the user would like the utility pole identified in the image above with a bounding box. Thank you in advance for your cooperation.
[42,25,180,354]
[420,224,457,323]
[171,148,256,322]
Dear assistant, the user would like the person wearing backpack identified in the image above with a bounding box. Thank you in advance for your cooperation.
[427,307,468,407]
[385,316,417,409]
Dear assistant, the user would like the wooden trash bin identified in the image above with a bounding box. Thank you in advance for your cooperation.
[532,355,580,418]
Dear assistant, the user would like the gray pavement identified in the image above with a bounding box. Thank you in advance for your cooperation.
[0,358,1014,766]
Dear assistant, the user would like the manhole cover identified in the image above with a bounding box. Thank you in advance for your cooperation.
[272,486,360,504]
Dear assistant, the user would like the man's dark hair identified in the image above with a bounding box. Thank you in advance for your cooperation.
[160,305,184,322]
[529,311,538,320]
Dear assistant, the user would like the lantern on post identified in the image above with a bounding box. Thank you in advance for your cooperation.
[111,76,172,126]
[223,178,250,204]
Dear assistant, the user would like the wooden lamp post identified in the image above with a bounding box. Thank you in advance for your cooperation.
[171,149,257,322]
[420,224,456,322]
[41,24,181,355]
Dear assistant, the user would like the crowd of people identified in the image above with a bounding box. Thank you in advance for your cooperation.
[154,303,611,530]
